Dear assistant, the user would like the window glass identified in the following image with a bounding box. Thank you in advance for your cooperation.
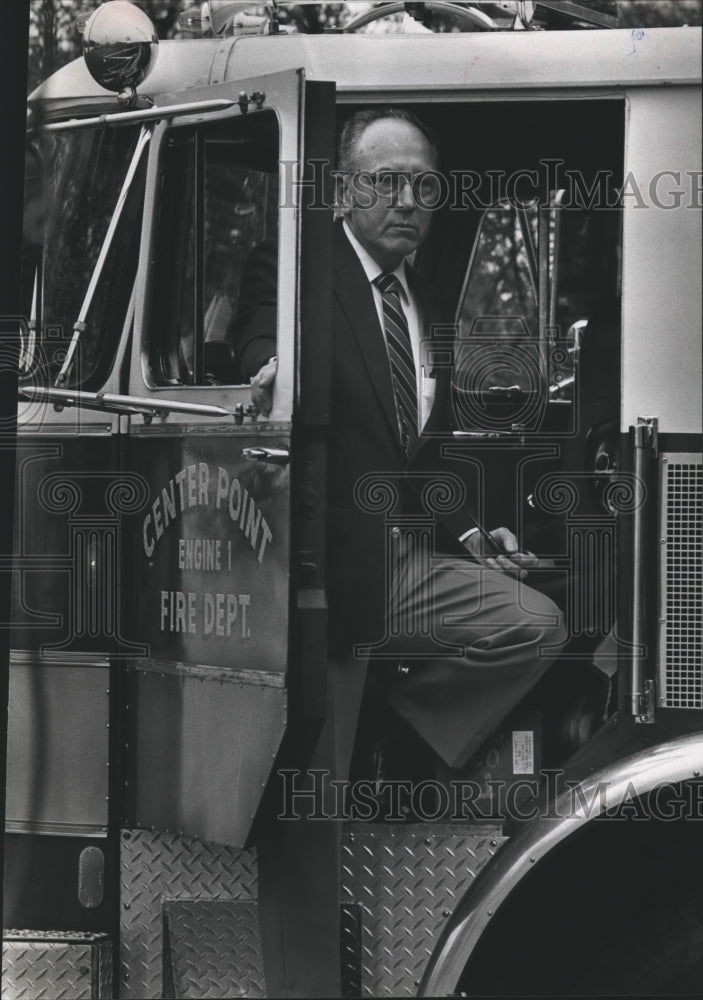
[455,197,621,431]
[455,202,541,429]
[459,202,539,337]
[149,111,279,387]
[21,125,146,389]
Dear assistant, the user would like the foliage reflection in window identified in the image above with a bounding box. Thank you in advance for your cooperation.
[22,125,146,389]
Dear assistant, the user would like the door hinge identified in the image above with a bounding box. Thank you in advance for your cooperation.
[632,415,658,456]
[635,679,656,725]
[238,90,266,114]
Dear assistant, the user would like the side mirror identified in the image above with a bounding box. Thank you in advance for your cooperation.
[82,1,158,101]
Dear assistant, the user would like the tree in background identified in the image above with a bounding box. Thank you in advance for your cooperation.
[619,0,702,27]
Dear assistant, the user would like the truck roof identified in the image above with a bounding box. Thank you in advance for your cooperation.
[33,26,701,114]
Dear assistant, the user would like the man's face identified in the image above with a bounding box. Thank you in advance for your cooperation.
[342,119,439,272]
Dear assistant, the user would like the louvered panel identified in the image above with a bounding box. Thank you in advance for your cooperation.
[658,454,703,708]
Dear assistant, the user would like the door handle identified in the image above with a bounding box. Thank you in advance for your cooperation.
[241,446,290,466]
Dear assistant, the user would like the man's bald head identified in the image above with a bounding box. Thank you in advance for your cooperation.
[337,109,440,271]
[338,107,438,174]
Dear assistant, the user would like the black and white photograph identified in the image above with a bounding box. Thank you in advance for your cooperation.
[0,2,701,998]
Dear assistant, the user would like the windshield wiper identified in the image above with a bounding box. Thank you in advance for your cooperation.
[54,126,150,387]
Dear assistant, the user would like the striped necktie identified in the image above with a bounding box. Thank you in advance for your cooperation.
[375,272,418,454]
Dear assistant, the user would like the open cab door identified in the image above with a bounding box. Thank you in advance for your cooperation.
[121,69,335,848]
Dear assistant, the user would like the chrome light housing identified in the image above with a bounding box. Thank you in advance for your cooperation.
[83,1,158,96]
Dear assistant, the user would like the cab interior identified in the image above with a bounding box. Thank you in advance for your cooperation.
[337,98,625,799]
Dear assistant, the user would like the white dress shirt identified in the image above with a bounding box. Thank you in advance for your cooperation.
[343,221,436,430]
[342,224,476,544]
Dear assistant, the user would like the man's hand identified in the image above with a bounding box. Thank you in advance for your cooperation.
[250,357,277,416]
[463,526,539,578]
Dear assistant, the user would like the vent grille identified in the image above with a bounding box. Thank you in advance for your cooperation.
[659,454,703,709]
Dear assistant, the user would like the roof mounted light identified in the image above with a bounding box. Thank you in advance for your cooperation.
[177,5,208,34]
[83,1,159,107]
[179,1,279,37]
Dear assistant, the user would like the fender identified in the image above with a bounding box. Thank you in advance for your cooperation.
[420,732,703,996]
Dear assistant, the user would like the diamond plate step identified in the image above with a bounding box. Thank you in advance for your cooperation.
[341,824,506,997]
[120,829,257,1000]
[2,931,112,1000]
[163,899,265,999]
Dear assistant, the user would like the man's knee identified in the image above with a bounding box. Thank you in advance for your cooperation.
[530,591,568,659]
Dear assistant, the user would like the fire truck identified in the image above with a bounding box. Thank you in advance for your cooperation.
[2,1,702,996]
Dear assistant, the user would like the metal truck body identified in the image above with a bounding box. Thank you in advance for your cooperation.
[3,5,701,996]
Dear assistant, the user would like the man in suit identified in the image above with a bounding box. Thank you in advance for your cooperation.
[244,107,568,772]
[248,108,569,998]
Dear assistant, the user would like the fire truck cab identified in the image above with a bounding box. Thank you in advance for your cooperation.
[3,2,702,997]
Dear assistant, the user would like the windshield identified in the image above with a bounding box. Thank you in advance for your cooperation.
[22,124,147,390]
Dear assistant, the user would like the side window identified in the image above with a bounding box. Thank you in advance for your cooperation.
[460,201,539,337]
[454,195,620,433]
[454,200,545,431]
[148,111,279,387]
[21,125,147,389]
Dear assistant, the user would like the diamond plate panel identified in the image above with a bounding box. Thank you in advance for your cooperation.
[120,829,258,1000]
[341,904,362,999]
[2,932,112,1000]
[97,943,112,1000]
[163,899,265,999]
[341,824,506,997]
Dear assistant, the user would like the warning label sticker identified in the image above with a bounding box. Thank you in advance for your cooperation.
[512,730,535,775]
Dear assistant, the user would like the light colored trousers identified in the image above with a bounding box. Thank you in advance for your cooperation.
[372,542,569,766]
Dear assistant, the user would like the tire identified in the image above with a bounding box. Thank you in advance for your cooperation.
[570,893,703,996]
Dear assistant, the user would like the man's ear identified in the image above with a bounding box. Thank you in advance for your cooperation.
[334,170,352,219]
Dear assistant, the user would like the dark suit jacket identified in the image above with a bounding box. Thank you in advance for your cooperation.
[237,223,479,653]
